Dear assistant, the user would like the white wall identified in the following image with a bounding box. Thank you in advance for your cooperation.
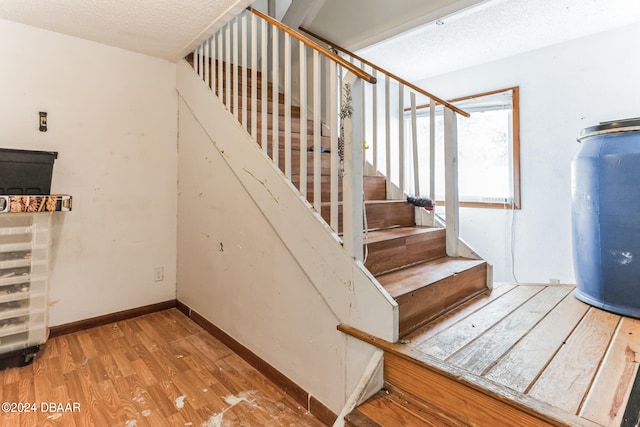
[176,61,395,413]
[0,19,178,325]
[421,23,640,283]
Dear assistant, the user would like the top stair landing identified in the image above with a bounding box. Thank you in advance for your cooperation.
[344,282,639,427]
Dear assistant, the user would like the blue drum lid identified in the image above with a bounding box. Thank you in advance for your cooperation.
[578,117,640,142]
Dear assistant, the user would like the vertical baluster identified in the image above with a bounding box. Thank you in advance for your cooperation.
[410,92,420,196]
[398,83,405,195]
[329,62,338,231]
[214,34,218,95]
[241,13,248,131]
[384,75,391,199]
[261,19,268,154]
[272,27,279,168]
[233,17,239,121]
[360,64,367,171]
[193,48,198,75]
[284,33,292,179]
[198,45,204,78]
[429,97,436,202]
[204,39,210,88]
[251,14,258,140]
[299,41,308,199]
[313,50,321,212]
[372,70,378,173]
[343,75,364,261]
[217,31,223,98]
[225,22,231,110]
[444,108,459,256]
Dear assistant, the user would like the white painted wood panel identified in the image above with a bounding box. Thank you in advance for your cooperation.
[177,60,397,412]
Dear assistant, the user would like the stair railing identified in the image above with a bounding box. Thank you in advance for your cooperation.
[299,27,470,257]
[190,8,376,261]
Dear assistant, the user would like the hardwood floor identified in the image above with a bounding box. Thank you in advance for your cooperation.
[0,309,324,426]
[400,283,640,426]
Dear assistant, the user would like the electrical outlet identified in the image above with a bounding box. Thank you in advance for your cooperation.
[154,267,164,282]
[549,278,560,285]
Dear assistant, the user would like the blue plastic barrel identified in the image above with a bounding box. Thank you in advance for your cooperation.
[572,118,640,318]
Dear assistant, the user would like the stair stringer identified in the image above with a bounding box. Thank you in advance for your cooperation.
[176,60,397,413]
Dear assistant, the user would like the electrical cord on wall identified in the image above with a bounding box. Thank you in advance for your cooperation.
[509,199,519,283]
[363,194,369,263]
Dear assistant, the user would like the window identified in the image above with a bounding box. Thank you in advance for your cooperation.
[410,87,520,209]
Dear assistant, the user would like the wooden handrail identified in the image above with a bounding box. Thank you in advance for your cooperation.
[248,8,376,85]
[406,86,517,112]
[299,26,470,118]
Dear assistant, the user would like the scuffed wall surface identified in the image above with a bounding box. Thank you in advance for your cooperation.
[176,61,395,412]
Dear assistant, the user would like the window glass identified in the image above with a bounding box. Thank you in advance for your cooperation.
[409,87,520,209]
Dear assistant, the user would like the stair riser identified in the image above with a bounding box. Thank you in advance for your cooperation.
[214,77,273,93]
[346,390,467,427]
[365,230,446,276]
[225,99,301,117]
[274,150,332,176]
[291,176,387,204]
[364,203,415,230]
[384,353,558,426]
[242,114,317,135]
[222,90,286,105]
[396,263,487,337]
[321,202,414,233]
[257,130,331,151]
[186,56,259,80]
[364,177,386,201]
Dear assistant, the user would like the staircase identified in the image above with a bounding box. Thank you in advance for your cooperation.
[186,8,492,425]
[187,59,488,340]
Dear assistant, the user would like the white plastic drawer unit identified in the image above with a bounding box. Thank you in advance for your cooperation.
[0,213,51,354]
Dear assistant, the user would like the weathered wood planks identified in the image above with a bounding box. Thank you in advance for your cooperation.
[484,292,590,392]
[347,284,640,426]
[417,285,543,359]
[448,285,573,375]
[528,308,620,413]
[580,317,640,426]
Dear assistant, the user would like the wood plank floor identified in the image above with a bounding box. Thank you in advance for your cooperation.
[402,283,640,427]
[0,309,324,427]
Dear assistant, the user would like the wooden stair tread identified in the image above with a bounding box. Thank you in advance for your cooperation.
[347,390,466,427]
[377,257,486,299]
[363,226,442,245]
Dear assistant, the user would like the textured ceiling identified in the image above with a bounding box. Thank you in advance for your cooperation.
[0,0,253,61]
[358,0,640,81]
[304,0,485,51]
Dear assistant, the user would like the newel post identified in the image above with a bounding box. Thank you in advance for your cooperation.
[444,107,460,257]
[342,73,364,262]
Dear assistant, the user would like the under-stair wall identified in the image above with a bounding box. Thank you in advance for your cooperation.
[175,60,397,416]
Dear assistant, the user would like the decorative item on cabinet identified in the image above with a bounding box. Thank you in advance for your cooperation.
[0,147,72,369]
